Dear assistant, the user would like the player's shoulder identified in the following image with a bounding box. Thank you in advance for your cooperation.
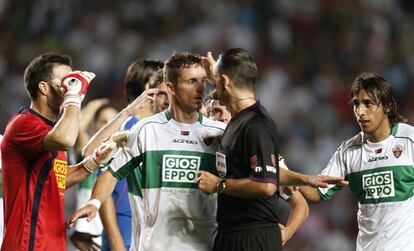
[199,115,226,131]
[392,123,414,141]
[7,108,48,130]
[129,111,169,133]
[340,132,363,152]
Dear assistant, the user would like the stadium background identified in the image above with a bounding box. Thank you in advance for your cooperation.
[1,0,414,250]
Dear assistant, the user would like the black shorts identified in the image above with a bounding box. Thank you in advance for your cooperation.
[213,223,282,251]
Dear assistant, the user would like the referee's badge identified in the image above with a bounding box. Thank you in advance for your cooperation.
[216,151,227,178]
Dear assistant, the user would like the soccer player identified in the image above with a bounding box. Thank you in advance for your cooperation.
[0,52,123,250]
[197,48,346,251]
[70,52,226,251]
[83,59,163,251]
[300,72,414,251]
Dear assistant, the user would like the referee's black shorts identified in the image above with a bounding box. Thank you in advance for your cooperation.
[213,223,282,251]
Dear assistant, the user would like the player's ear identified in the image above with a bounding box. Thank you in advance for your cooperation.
[38,81,49,96]
[166,81,175,96]
[222,74,231,90]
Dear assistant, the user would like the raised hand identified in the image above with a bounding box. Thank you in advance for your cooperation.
[52,71,96,109]
[201,52,220,86]
[124,88,159,116]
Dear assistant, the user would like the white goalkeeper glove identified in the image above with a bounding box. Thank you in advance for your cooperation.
[82,131,129,173]
[52,71,96,109]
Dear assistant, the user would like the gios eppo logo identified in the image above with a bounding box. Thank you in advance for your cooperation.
[162,155,200,183]
[362,171,395,199]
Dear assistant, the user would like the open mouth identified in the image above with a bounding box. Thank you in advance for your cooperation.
[358,119,369,126]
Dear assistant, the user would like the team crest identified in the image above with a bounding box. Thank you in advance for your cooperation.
[216,151,227,178]
[392,144,403,158]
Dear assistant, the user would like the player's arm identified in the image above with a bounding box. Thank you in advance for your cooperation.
[279,168,346,188]
[75,98,109,153]
[280,190,309,245]
[198,172,276,197]
[99,196,127,251]
[43,71,95,151]
[66,131,128,188]
[298,186,321,203]
[82,88,158,156]
[69,170,117,227]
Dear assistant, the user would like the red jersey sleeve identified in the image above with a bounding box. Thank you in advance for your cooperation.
[9,114,51,154]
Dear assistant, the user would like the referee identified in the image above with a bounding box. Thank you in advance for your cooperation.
[197,48,346,251]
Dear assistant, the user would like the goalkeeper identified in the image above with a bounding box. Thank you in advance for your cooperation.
[0,52,125,251]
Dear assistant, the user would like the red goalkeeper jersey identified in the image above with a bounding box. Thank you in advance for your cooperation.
[1,108,68,251]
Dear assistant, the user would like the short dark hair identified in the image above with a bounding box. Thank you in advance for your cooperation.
[148,69,164,89]
[124,59,164,103]
[351,72,407,124]
[23,52,72,99]
[163,52,202,85]
[216,48,257,89]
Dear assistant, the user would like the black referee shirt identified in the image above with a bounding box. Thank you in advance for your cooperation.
[216,101,280,228]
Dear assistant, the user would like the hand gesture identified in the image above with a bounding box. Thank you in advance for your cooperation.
[68,204,99,229]
[197,170,221,194]
[124,88,159,116]
[201,52,220,86]
[306,175,348,188]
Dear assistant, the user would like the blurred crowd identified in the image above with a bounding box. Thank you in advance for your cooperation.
[1,0,414,250]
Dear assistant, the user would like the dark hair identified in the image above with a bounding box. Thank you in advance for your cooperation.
[216,48,257,89]
[148,69,164,89]
[93,103,118,122]
[23,52,72,99]
[163,52,202,85]
[350,72,407,124]
[124,59,164,103]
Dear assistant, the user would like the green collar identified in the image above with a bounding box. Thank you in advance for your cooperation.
[390,123,398,136]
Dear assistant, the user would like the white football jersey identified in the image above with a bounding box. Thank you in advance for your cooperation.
[318,123,414,251]
[109,111,225,251]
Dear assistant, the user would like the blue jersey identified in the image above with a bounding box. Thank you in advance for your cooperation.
[101,116,137,251]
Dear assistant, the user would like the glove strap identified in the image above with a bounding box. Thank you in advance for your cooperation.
[62,95,82,109]
[82,155,101,173]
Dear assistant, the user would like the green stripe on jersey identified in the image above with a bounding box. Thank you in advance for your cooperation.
[346,165,414,204]
[111,150,216,194]
[142,150,216,189]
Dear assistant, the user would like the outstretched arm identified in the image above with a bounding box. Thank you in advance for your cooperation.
[299,186,322,203]
[279,168,348,188]
[66,131,128,188]
[69,170,118,228]
[82,89,157,156]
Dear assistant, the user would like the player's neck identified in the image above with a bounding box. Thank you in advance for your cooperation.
[30,100,58,122]
[169,104,198,124]
[229,92,256,117]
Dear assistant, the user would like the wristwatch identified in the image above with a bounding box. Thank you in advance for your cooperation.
[217,179,227,194]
